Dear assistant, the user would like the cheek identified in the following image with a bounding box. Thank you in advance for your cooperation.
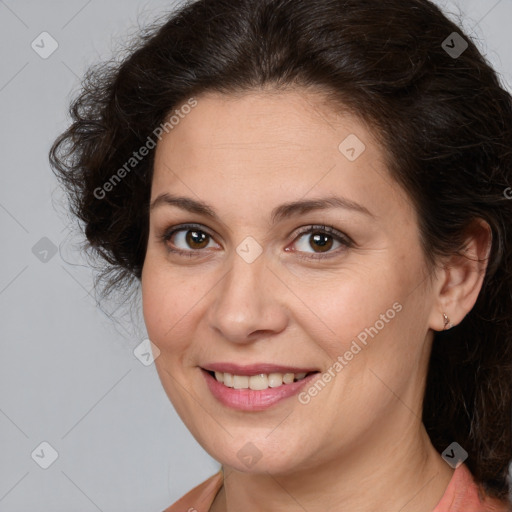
[141,260,199,354]
[293,264,404,352]
[296,262,425,407]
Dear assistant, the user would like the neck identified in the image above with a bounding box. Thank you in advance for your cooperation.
[211,421,454,512]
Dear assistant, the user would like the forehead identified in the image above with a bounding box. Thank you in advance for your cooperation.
[155,89,370,160]
[150,89,411,224]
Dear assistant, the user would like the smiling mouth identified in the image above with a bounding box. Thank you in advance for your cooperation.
[204,369,319,390]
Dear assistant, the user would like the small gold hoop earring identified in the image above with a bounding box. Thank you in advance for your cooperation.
[443,313,454,330]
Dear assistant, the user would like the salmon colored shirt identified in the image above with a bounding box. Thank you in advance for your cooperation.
[162,464,511,512]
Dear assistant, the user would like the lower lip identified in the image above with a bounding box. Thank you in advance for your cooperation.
[201,369,318,411]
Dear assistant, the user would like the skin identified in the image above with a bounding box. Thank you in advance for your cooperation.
[141,88,490,512]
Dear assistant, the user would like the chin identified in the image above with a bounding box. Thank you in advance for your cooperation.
[204,438,313,476]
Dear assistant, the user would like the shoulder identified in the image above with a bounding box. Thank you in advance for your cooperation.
[433,463,511,512]
[162,470,224,512]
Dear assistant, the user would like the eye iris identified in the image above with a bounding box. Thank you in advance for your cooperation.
[186,230,209,249]
[310,233,333,253]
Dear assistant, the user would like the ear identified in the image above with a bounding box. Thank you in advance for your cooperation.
[428,219,492,331]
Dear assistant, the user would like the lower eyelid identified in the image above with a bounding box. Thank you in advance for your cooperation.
[290,237,350,261]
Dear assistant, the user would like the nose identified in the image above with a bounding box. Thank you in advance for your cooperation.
[207,250,289,344]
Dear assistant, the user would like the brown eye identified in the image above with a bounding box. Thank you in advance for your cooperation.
[308,232,334,253]
[161,224,218,255]
[291,225,352,259]
[183,229,210,249]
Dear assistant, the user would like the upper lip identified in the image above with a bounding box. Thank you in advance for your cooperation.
[201,363,319,376]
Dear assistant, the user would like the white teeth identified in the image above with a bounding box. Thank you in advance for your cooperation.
[233,375,249,389]
[283,373,294,384]
[268,373,283,388]
[249,374,268,390]
[212,371,309,389]
[223,373,234,387]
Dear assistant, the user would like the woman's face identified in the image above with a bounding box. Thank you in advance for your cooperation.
[141,89,439,474]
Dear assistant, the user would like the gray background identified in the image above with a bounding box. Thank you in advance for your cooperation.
[1,1,511,511]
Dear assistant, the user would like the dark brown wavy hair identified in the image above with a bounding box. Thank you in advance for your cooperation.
[49,0,512,503]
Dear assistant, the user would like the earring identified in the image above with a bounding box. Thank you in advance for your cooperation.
[443,313,454,330]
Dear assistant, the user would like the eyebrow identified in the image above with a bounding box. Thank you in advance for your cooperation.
[149,192,375,223]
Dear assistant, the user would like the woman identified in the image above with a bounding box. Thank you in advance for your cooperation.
[49,0,512,510]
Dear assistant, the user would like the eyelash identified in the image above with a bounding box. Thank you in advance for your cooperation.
[158,223,353,260]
